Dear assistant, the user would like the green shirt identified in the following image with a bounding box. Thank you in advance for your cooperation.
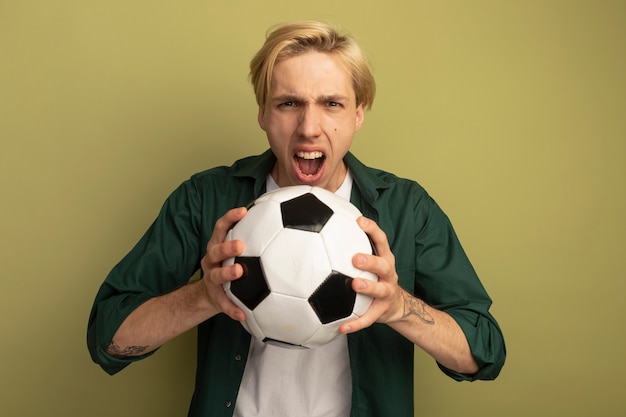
[87,150,505,417]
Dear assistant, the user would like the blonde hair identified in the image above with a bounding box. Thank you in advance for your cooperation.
[249,21,376,110]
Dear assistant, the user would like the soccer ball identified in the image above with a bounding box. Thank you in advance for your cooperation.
[222,185,377,349]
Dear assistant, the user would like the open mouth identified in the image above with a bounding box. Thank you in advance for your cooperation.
[295,151,325,177]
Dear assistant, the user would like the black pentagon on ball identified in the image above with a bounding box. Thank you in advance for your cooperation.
[308,271,356,324]
[280,193,334,233]
[230,256,270,310]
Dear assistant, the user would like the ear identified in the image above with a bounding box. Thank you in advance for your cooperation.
[257,106,266,131]
[354,104,365,132]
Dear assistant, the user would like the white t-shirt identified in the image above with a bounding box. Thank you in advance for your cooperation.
[233,173,354,417]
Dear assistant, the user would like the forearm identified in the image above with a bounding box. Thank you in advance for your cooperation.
[387,290,479,375]
[107,279,218,357]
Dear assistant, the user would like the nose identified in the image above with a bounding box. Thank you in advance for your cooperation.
[296,106,322,138]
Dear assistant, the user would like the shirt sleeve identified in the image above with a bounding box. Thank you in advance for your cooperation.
[413,189,506,381]
[87,179,203,375]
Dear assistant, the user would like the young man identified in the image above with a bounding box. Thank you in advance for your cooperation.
[88,21,505,417]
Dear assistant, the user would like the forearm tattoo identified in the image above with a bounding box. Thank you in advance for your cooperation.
[401,292,435,325]
[107,341,149,358]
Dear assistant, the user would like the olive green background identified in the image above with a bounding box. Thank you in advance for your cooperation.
[1,1,625,416]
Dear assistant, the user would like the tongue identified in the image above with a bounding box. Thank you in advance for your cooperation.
[298,157,322,176]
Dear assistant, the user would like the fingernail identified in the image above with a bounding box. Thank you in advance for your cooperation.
[355,254,366,267]
[230,265,239,277]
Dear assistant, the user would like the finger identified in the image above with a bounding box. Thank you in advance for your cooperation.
[339,305,383,334]
[205,239,245,269]
[209,206,247,257]
[210,207,248,245]
[208,261,244,285]
[204,207,248,269]
[357,216,392,257]
[218,292,247,321]
[206,280,247,321]
[225,306,246,322]
[202,246,246,288]
[353,252,395,282]
[351,277,393,299]
[338,280,378,334]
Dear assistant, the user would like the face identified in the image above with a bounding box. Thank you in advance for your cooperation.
[258,51,365,192]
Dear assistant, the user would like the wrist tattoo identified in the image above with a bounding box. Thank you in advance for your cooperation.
[402,292,435,325]
[107,341,149,358]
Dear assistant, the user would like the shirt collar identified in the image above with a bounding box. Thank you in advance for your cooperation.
[344,152,390,199]
[232,149,277,198]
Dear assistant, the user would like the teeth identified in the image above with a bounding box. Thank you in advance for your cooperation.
[296,151,323,159]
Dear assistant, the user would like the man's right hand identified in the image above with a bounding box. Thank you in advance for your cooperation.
[200,206,248,322]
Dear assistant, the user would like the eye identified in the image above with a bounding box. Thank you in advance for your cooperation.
[326,101,343,108]
[278,101,296,108]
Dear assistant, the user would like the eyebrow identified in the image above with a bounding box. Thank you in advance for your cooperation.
[270,94,300,103]
[319,94,350,103]
[270,94,350,104]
